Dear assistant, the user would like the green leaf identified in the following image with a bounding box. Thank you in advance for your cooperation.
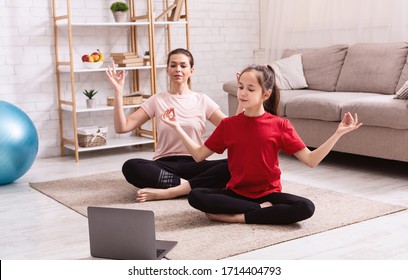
[83,89,98,99]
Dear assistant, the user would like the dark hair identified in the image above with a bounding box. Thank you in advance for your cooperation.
[166,48,194,88]
[239,64,280,116]
[166,48,194,68]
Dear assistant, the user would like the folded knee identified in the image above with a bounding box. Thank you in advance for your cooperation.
[188,188,209,210]
[122,159,147,186]
[301,199,315,219]
[122,159,139,176]
[187,188,202,207]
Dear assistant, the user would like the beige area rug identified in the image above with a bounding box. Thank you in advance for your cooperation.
[29,171,406,260]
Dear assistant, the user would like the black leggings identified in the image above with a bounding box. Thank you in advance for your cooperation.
[188,188,315,225]
[122,156,231,190]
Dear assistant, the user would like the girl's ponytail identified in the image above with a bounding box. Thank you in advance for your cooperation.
[263,67,280,116]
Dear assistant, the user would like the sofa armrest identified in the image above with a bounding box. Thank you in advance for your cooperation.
[223,80,238,97]
[223,80,238,116]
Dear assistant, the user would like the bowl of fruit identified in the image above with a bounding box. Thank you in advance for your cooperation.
[82,49,104,69]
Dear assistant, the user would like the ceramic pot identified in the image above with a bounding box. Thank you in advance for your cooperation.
[113,11,127,22]
[86,99,95,108]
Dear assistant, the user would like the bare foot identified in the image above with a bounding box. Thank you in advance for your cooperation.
[260,201,273,208]
[205,213,245,223]
[135,181,191,202]
[136,188,171,202]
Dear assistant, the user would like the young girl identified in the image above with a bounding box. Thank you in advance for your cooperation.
[161,64,362,225]
[105,48,230,202]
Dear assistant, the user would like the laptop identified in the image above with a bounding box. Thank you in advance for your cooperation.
[87,206,177,260]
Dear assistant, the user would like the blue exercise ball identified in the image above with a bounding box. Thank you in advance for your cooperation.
[0,101,39,185]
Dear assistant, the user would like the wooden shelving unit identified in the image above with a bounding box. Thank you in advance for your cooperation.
[51,0,189,161]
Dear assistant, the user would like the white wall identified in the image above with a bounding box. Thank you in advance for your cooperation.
[259,0,408,62]
[0,0,259,158]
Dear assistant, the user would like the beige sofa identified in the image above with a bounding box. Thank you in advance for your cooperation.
[223,42,408,162]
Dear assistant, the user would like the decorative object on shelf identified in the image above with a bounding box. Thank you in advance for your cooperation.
[82,49,104,68]
[83,61,103,69]
[110,2,129,22]
[155,0,184,21]
[110,52,144,67]
[107,92,144,106]
[83,89,98,108]
[143,51,150,65]
[77,126,108,147]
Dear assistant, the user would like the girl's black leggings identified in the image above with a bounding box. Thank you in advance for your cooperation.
[188,188,315,225]
[122,156,231,190]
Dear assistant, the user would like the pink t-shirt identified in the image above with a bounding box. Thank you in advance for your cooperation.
[205,112,306,198]
[141,91,219,159]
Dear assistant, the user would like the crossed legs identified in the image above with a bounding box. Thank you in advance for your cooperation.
[188,188,315,225]
[122,156,230,202]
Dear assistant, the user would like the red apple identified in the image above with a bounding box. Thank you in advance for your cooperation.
[82,54,95,62]
[81,54,89,62]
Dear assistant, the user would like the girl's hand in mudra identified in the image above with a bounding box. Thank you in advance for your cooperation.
[161,108,179,129]
[336,112,363,136]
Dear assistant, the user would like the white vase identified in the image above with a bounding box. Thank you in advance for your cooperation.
[143,55,150,65]
[86,99,95,108]
[113,11,128,22]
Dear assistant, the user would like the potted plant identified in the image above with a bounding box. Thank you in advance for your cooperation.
[83,89,98,108]
[110,2,129,22]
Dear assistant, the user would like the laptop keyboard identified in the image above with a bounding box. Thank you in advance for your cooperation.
[156,248,166,258]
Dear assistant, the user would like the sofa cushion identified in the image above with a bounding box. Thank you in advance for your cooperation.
[394,80,408,100]
[341,94,408,129]
[280,90,321,117]
[282,44,348,92]
[396,54,408,92]
[285,92,366,121]
[336,42,408,95]
[272,54,308,90]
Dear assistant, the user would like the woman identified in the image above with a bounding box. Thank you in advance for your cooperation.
[105,48,230,202]
[161,64,362,224]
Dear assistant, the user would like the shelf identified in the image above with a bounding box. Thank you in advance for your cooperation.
[64,136,155,152]
[58,65,152,73]
[56,20,186,27]
[154,21,187,26]
[61,104,143,113]
[53,0,189,161]
[56,21,150,27]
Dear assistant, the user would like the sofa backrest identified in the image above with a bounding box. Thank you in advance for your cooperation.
[282,42,408,95]
[282,44,348,92]
[336,42,408,95]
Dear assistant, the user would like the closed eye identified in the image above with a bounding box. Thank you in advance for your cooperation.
[170,63,188,68]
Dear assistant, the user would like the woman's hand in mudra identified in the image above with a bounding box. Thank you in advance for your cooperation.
[161,108,180,129]
[105,63,125,93]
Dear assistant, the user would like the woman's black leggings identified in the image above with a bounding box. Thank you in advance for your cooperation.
[122,156,231,190]
[188,188,315,225]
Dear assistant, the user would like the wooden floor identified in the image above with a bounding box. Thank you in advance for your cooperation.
[1,145,407,260]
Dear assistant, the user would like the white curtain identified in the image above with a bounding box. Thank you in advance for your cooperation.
[261,0,408,62]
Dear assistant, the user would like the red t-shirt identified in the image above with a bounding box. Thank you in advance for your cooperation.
[205,112,306,198]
